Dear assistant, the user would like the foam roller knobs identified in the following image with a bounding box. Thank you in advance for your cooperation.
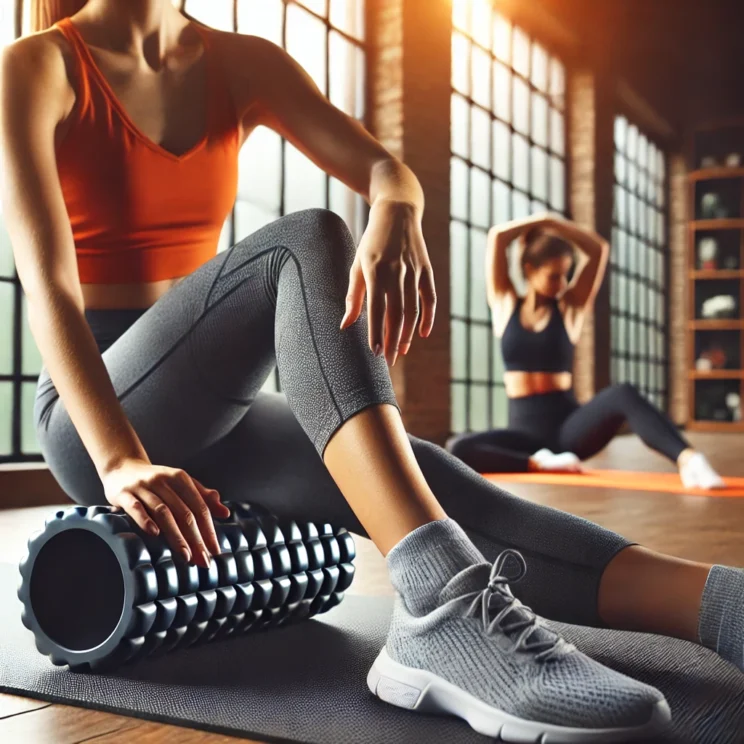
[18,502,356,671]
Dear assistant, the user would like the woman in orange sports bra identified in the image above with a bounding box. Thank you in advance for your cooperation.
[2,1,743,737]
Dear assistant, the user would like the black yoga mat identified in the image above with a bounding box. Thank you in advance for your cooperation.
[0,562,742,744]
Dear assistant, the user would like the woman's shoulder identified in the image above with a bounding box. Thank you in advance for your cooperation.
[1,30,74,112]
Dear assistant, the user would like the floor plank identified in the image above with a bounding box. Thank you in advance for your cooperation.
[1,431,743,743]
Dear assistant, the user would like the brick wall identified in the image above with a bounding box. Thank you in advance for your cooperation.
[668,154,688,424]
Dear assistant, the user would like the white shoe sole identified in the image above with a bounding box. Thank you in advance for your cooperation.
[367,647,671,743]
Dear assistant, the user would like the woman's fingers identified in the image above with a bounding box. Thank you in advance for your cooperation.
[366,265,386,356]
[113,491,159,536]
[171,472,222,558]
[340,259,366,330]
[418,263,437,338]
[399,266,419,355]
[383,264,406,366]
[131,487,194,564]
[192,478,231,519]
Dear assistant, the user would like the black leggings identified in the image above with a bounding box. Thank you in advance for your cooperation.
[446,385,689,473]
[34,209,631,627]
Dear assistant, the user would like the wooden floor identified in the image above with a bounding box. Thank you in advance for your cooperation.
[1,431,743,743]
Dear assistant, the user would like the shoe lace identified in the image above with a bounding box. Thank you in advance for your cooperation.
[464,549,564,663]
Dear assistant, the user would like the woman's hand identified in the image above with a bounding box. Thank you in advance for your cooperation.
[340,199,436,366]
[102,459,231,567]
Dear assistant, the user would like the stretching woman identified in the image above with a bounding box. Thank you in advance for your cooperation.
[1,2,741,741]
[447,213,724,490]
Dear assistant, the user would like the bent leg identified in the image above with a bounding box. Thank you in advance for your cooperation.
[445,429,546,473]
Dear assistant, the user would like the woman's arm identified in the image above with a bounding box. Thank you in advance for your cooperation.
[230,36,435,366]
[0,37,227,563]
[548,216,610,310]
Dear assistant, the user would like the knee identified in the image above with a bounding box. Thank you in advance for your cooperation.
[616,382,640,400]
[290,208,355,256]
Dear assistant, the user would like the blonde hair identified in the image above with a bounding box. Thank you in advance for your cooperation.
[31,0,89,32]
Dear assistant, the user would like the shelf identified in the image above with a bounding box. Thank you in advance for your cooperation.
[690,219,744,230]
[688,167,744,182]
[689,320,744,330]
[690,270,744,279]
[689,370,744,380]
[688,420,744,432]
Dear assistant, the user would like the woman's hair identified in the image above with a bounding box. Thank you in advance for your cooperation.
[520,226,574,270]
[31,0,89,33]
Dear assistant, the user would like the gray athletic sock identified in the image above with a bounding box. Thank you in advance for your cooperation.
[698,565,744,671]
[386,518,486,616]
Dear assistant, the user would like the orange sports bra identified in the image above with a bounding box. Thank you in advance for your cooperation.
[53,18,240,284]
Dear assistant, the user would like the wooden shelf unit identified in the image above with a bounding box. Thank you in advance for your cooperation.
[687,118,744,431]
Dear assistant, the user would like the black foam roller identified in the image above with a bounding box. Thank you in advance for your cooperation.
[18,502,355,671]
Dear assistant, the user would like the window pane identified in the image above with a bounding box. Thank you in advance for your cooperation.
[471,106,490,170]
[531,43,548,91]
[492,384,507,428]
[239,126,282,211]
[453,0,469,34]
[531,147,547,202]
[513,77,529,135]
[470,325,490,382]
[238,0,283,43]
[469,168,490,229]
[0,218,13,278]
[234,201,278,242]
[22,382,40,454]
[298,0,327,16]
[451,94,469,158]
[550,108,564,156]
[531,93,548,147]
[492,180,511,225]
[450,221,468,317]
[549,57,565,108]
[492,13,511,61]
[284,143,327,213]
[471,0,492,49]
[330,179,363,242]
[330,32,364,118]
[512,27,530,77]
[0,282,12,375]
[471,44,491,109]
[512,190,529,219]
[287,4,327,95]
[452,32,470,96]
[470,228,489,321]
[185,0,234,30]
[451,319,467,379]
[21,295,41,376]
[470,384,488,431]
[451,382,467,433]
[451,158,468,221]
[492,120,510,181]
[330,0,364,40]
[512,134,529,192]
[492,61,511,123]
[549,156,565,212]
[0,382,10,456]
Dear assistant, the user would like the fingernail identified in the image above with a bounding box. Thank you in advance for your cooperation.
[400,343,410,355]
[374,343,382,357]
[148,522,160,536]
[180,547,191,562]
[202,549,211,567]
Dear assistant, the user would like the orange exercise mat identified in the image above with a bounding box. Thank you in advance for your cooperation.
[485,469,744,497]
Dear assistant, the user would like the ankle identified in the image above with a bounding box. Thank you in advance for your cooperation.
[677,448,697,469]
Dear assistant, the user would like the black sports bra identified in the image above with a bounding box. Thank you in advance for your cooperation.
[500,298,575,373]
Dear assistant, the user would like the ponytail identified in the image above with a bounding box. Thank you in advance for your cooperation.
[31,0,89,33]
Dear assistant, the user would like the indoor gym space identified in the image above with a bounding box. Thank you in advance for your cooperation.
[1,0,744,743]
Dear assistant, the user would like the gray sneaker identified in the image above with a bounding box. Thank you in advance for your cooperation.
[368,550,671,743]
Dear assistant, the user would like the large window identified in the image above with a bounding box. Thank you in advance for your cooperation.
[610,116,668,409]
[0,0,365,462]
[450,1,567,435]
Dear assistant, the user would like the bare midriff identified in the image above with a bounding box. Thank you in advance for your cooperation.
[504,370,573,399]
[81,277,186,310]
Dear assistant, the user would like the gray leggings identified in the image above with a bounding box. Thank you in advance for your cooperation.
[34,209,630,626]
